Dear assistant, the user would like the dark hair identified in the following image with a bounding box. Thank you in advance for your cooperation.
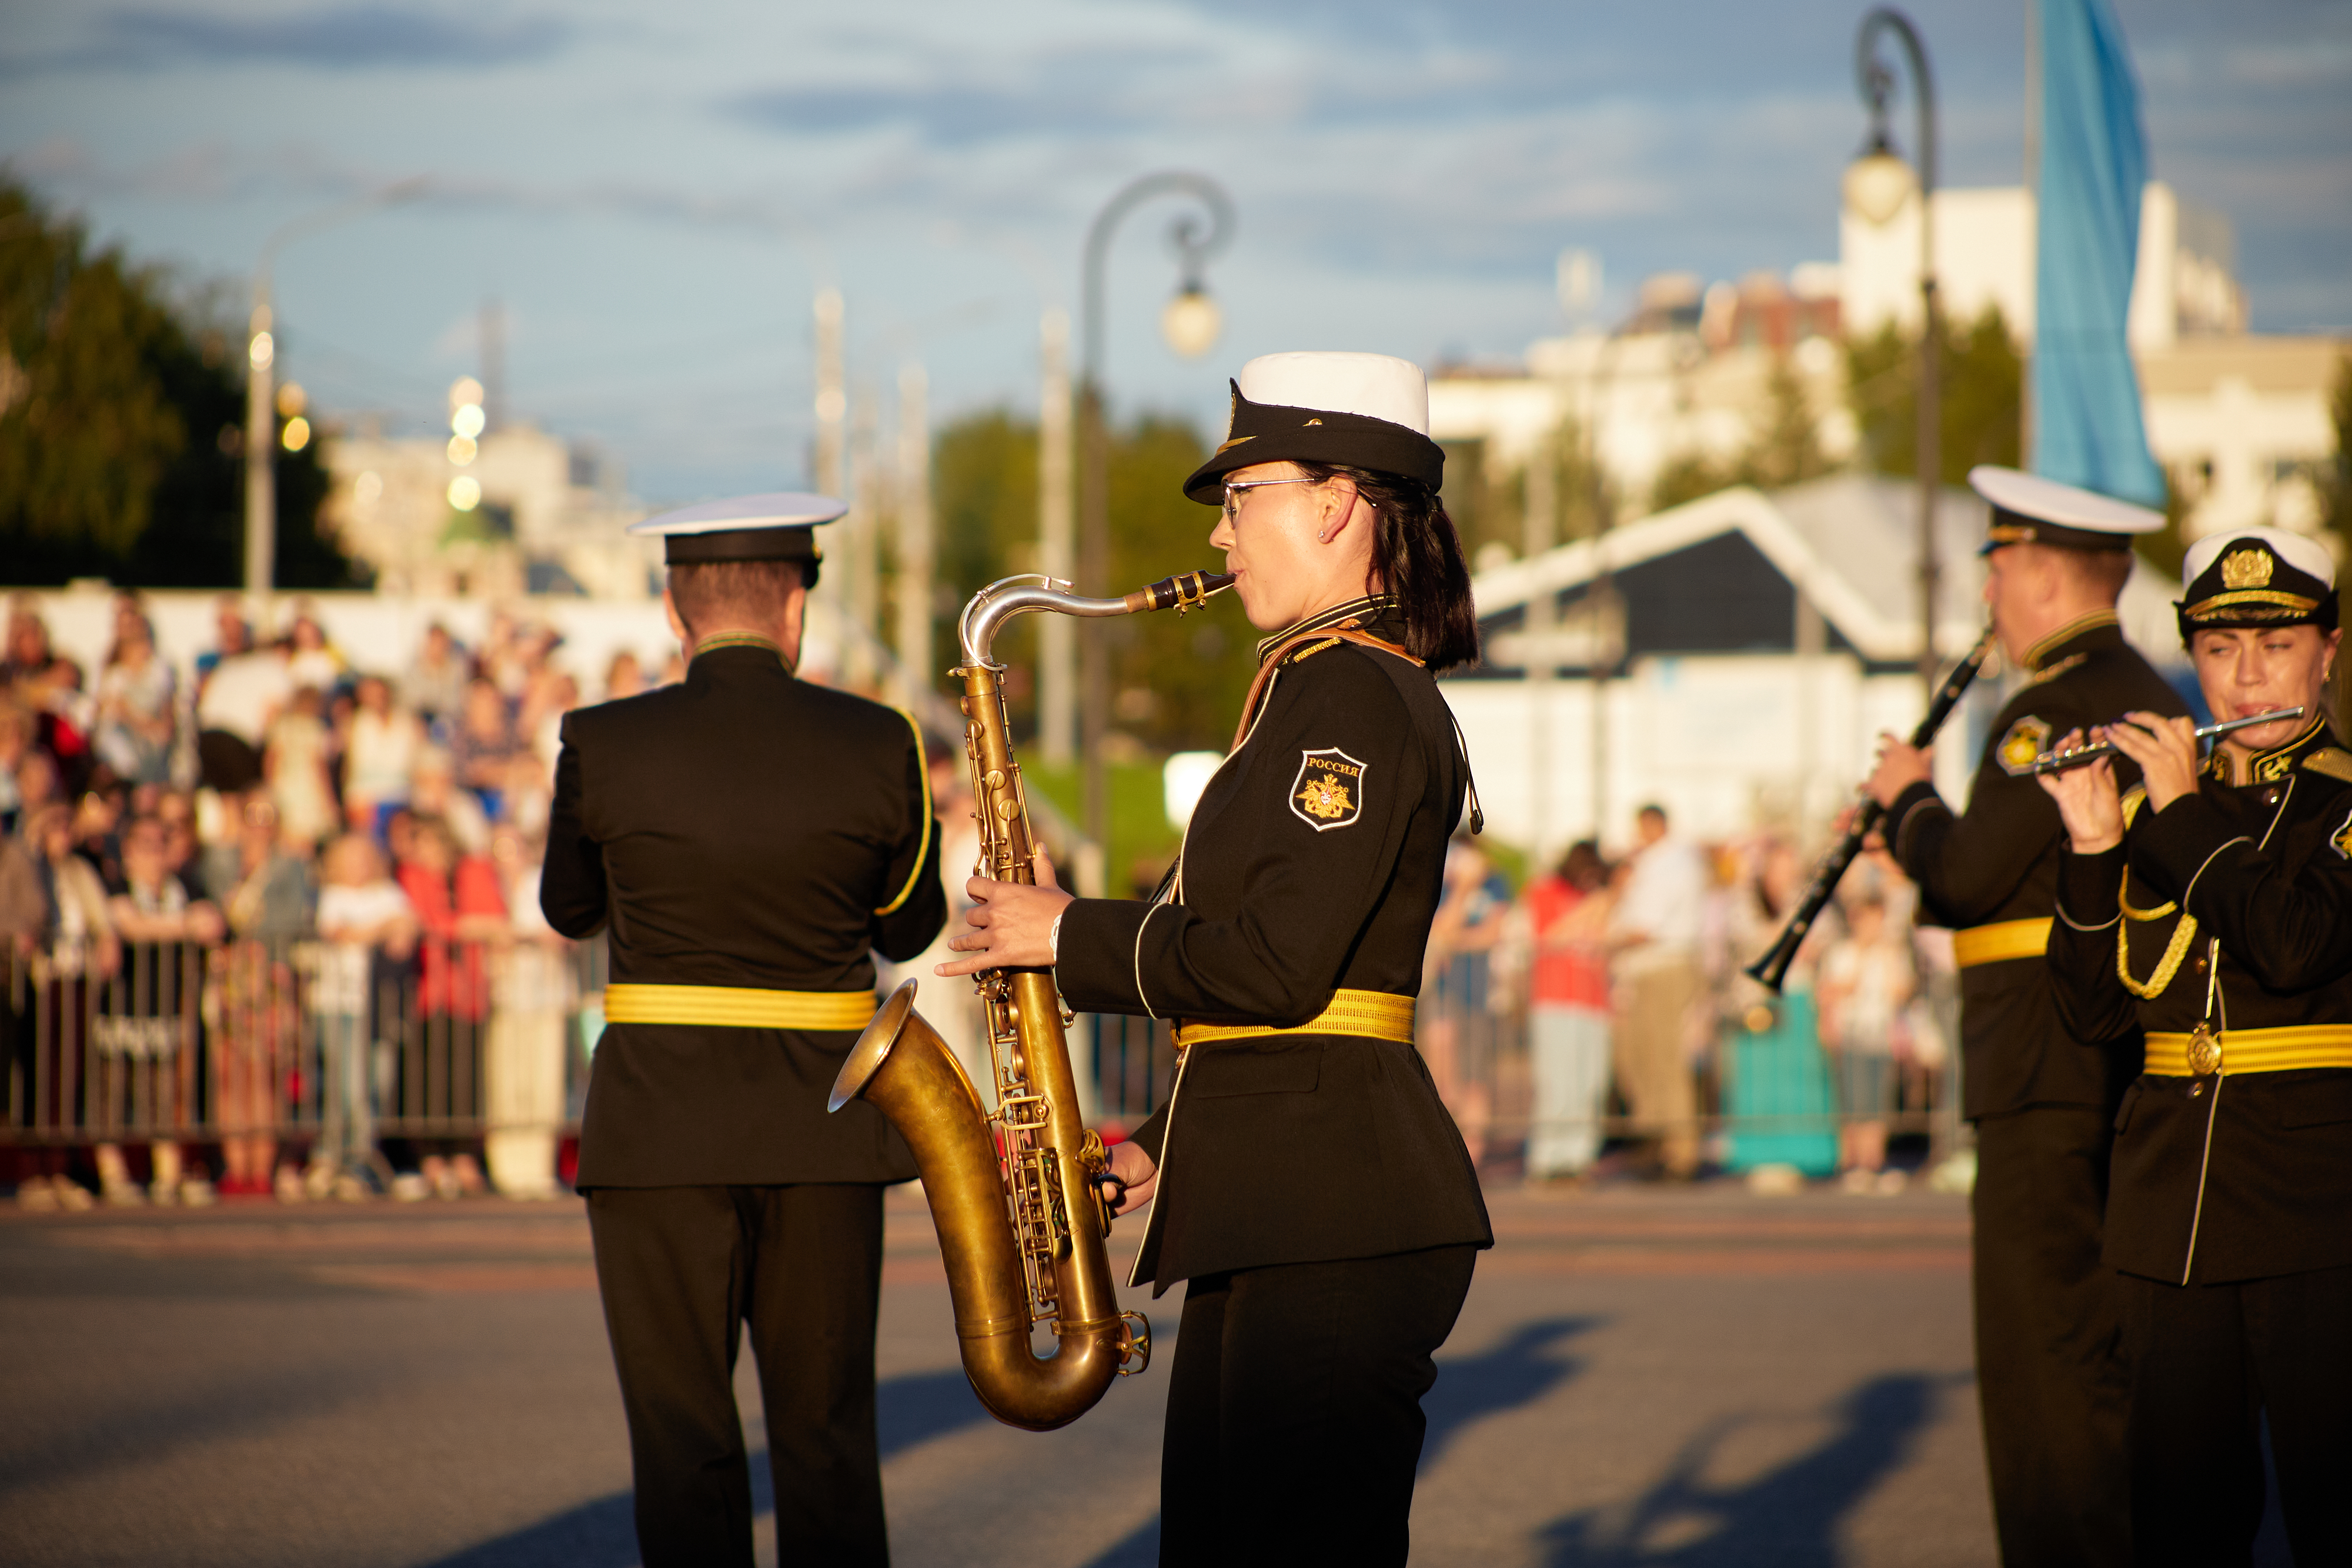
[1294,462,1479,673]
[667,559,804,638]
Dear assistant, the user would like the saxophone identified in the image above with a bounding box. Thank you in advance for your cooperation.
[829,568,1234,1432]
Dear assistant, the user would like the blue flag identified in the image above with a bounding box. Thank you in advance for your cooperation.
[2033,0,2166,506]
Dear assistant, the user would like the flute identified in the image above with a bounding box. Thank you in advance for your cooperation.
[2024,706,2306,775]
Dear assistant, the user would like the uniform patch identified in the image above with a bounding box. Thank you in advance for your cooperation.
[2333,803,2352,861]
[1290,748,1368,831]
[1997,716,2052,776]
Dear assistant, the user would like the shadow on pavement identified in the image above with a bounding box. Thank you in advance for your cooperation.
[1080,1315,1599,1568]
[1422,1315,1598,1473]
[416,1366,989,1567]
[1538,1371,1960,1566]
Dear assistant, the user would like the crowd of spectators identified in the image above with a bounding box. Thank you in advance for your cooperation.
[1419,802,1955,1192]
[2,591,670,1208]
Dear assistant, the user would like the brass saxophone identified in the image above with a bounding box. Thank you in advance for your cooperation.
[829,568,1234,1432]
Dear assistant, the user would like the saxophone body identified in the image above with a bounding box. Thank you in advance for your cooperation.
[829,568,1232,1432]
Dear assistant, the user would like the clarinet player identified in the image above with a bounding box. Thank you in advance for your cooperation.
[1863,469,2186,1564]
[940,352,1492,1564]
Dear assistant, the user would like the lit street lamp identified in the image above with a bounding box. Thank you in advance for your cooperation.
[1847,8,1941,691]
[245,176,426,608]
[1074,171,1235,895]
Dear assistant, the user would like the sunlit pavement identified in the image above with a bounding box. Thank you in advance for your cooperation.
[0,1178,1992,1567]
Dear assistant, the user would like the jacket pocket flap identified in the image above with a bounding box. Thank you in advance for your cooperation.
[2279,1075,2352,1129]
[1187,1040,1322,1098]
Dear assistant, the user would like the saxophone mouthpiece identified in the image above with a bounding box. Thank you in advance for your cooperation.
[1125,570,1237,615]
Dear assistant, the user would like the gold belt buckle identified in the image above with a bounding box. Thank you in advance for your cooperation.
[2186,1022,2223,1076]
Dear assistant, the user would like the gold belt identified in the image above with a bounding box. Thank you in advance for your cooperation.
[1171,988,1416,1052]
[2144,1025,2352,1078]
[603,984,878,1031]
[1953,918,2052,969]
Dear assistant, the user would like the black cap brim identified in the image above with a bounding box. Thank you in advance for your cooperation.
[1182,382,1445,504]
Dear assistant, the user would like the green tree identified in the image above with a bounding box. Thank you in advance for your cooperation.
[1648,449,1736,513]
[924,406,1251,755]
[1845,304,2023,486]
[0,179,358,587]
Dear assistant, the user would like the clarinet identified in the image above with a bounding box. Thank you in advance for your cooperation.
[1742,628,1998,992]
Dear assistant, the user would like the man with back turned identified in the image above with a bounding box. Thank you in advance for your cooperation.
[540,493,945,1567]
[1866,467,2184,1566]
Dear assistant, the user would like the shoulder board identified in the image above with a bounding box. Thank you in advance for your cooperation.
[2120,784,2148,829]
[1284,636,1344,666]
[2300,747,2352,784]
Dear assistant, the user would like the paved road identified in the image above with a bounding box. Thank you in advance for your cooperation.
[0,1181,1996,1566]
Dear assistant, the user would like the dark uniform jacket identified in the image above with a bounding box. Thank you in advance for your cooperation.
[1054,597,1494,1294]
[1885,612,2187,1119]
[2049,717,2352,1285]
[541,643,945,1188]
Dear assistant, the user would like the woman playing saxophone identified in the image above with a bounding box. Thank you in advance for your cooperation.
[940,351,1491,1565]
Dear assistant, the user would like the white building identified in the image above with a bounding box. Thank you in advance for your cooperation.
[1435,182,2344,551]
[1447,474,2189,860]
[323,422,655,600]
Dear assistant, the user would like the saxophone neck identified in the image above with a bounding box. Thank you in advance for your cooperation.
[957,571,1236,667]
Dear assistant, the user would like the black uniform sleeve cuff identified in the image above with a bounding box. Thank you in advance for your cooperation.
[1054,898,1157,1015]
[2056,844,2127,929]
[1885,780,1946,862]
[2130,791,2241,907]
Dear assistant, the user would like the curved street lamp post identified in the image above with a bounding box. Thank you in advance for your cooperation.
[1847,8,1942,690]
[1074,172,1235,895]
[244,177,426,609]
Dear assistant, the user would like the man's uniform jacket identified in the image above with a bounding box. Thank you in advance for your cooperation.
[1054,597,1494,1293]
[1885,612,2187,1116]
[540,643,945,1187]
[2049,718,2352,1286]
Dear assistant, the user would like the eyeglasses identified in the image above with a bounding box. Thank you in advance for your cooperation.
[1220,476,1319,521]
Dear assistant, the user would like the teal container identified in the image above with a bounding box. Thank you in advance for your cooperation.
[1723,993,1839,1177]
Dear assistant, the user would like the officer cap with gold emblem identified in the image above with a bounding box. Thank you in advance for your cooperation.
[2175,525,2338,640]
[1182,352,1445,505]
[627,492,848,586]
[1970,466,2166,556]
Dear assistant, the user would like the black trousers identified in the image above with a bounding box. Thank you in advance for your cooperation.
[1160,1244,1478,1567]
[1972,1106,2132,1567]
[2120,1263,2352,1567]
[584,1183,889,1568]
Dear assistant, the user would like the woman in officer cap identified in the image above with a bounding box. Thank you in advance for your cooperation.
[2037,525,2352,1563]
[943,351,1491,1564]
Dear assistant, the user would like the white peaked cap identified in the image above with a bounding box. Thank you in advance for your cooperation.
[1969,466,2164,536]
[1237,352,1430,437]
[627,492,849,537]
[2182,526,2336,591]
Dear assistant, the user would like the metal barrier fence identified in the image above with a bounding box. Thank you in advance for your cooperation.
[3,938,597,1154]
[6,947,1959,1175]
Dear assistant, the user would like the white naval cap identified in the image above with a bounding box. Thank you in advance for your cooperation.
[1184,351,1445,503]
[1970,466,2166,554]
[628,492,848,579]
[2181,526,2335,592]
[1237,352,1431,436]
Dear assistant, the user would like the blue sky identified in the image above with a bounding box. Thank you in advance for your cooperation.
[4,0,2345,506]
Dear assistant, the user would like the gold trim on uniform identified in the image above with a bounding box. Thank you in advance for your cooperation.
[1952,918,2052,968]
[2021,610,2120,673]
[1171,988,1416,1051]
[872,708,934,917]
[2116,868,2199,999]
[604,983,880,1031]
[2144,1024,2352,1078]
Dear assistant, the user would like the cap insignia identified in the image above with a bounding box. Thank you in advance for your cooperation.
[1289,747,1368,831]
[1304,417,1323,426]
[2221,548,2274,590]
